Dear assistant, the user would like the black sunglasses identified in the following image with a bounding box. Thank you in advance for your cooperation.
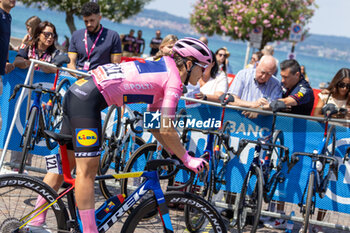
[337,82,350,89]
[42,31,56,39]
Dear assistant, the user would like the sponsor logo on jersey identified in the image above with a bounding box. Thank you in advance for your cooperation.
[76,128,99,147]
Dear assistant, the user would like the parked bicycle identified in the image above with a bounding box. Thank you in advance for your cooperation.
[288,103,342,233]
[98,104,146,199]
[8,60,71,174]
[0,130,227,233]
[235,100,290,233]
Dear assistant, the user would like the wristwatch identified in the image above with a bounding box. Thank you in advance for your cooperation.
[203,95,207,101]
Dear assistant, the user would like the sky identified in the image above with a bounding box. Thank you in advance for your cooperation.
[145,0,350,38]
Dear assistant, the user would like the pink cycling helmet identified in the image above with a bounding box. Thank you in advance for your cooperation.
[173,37,212,64]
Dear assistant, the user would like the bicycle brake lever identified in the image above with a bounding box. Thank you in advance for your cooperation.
[287,154,299,173]
[8,85,21,101]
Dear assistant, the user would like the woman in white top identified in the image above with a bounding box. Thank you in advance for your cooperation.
[314,68,350,120]
[196,49,228,102]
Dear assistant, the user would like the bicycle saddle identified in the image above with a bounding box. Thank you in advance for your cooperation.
[219,93,235,106]
[269,100,286,112]
[44,130,72,145]
[321,103,338,117]
[52,54,71,67]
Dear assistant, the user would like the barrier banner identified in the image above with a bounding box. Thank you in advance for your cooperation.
[175,102,350,214]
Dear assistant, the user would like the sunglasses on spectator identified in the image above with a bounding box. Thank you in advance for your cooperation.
[337,82,350,89]
[217,53,226,57]
[194,62,208,72]
[41,31,56,39]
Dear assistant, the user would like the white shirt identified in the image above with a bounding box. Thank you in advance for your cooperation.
[200,71,228,95]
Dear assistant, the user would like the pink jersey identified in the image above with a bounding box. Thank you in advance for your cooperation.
[91,56,183,117]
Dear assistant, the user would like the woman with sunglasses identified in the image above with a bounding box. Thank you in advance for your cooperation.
[314,68,350,120]
[13,21,59,73]
[195,49,228,102]
[27,37,212,233]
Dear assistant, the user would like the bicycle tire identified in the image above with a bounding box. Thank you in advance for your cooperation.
[120,143,173,198]
[0,174,68,233]
[99,105,122,175]
[121,191,227,233]
[302,171,315,233]
[19,108,37,174]
[184,158,214,231]
[99,135,145,199]
[237,164,263,233]
[264,129,285,202]
[45,78,71,149]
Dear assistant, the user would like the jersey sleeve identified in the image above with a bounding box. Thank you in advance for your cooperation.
[68,32,78,53]
[289,84,313,105]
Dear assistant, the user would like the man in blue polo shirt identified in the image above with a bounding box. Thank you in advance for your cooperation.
[227,55,282,118]
[68,2,121,77]
[0,0,16,128]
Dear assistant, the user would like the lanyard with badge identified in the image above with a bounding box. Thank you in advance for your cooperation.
[84,26,104,71]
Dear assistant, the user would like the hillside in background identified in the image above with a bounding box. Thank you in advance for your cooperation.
[124,9,350,62]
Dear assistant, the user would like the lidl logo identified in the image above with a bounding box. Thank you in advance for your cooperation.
[76,128,99,147]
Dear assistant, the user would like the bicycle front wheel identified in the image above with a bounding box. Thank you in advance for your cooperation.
[19,108,37,174]
[122,191,227,233]
[302,171,315,233]
[237,164,263,233]
[0,174,68,233]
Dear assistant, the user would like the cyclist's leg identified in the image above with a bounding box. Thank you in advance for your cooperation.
[66,78,107,233]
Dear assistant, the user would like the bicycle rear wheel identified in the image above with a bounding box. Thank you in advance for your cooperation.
[99,105,122,175]
[0,174,68,233]
[302,171,315,233]
[46,78,71,149]
[122,191,227,233]
[19,108,37,174]
[237,164,263,233]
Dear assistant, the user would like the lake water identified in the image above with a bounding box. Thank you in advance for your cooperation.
[11,5,350,89]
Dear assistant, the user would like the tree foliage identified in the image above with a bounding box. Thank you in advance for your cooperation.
[17,0,152,34]
[191,0,317,49]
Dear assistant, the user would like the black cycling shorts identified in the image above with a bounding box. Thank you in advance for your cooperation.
[60,77,108,157]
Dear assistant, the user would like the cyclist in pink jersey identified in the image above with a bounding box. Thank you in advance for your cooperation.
[28,37,212,233]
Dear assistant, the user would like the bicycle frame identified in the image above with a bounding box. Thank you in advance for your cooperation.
[16,142,179,233]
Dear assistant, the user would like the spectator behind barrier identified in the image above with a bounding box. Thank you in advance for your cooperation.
[122,29,136,57]
[13,21,60,74]
[133,30,145,57]
[19,16,41,50]
[67,1,122,77]
[314,68,350,121]
[149,29,162,56]
[196,50,228,103]
[227,55,282,118]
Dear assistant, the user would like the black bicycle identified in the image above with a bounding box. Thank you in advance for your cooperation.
[287,103,342,233]
[236,100,290,233]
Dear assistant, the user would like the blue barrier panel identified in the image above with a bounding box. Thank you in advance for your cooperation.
[175,101,350,214]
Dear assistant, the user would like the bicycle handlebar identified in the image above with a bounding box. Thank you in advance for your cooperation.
[144,158,195,190]
[288,152,339,179]
[9,83,57,101]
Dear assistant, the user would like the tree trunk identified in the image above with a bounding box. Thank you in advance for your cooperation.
[66,11,76,35]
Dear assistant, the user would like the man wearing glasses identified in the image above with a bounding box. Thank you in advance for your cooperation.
[227,55,282,118]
